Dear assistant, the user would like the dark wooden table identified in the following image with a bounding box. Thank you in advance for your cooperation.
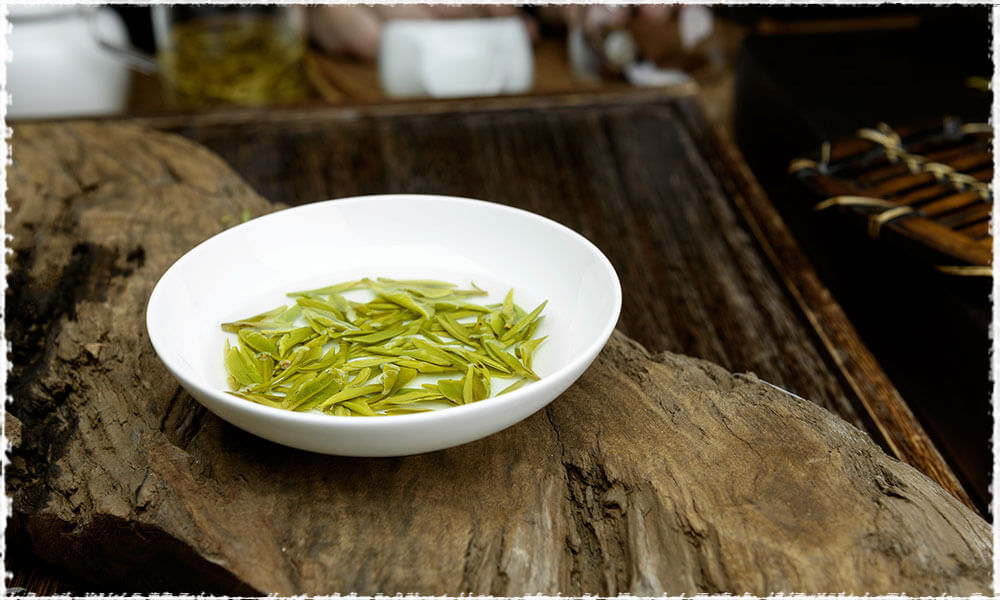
[129,87,973,510]
[7,87,984,593]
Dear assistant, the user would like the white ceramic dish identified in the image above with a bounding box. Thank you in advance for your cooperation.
[146,194,621,456]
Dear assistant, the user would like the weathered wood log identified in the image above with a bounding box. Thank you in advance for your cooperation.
[6,121,992,596]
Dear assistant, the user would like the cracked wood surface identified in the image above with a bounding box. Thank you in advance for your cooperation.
[141,94,977,514]
[5,121,992,595]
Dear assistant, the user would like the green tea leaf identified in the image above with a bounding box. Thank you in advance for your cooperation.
[238,329,279,358]
[500,300,547,344]
[221,305,287,333]
[288,279,364,297]
[497,377,531,396]
[316,383,383,410]
[286,369,343,411]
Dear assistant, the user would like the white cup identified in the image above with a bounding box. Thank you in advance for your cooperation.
[7,5,132,120]
[378,17,533,99]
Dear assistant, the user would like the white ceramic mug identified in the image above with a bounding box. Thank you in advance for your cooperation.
[378,17,533,98]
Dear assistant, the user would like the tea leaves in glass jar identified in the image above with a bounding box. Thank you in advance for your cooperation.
[158,10,309,108]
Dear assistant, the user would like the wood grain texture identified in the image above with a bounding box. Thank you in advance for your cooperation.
[4,121,992,595]
[5,121,281,594]
[136,94,870,435]
[134,91,974,509]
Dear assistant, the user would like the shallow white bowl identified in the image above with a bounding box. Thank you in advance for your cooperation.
[146,194,622,456]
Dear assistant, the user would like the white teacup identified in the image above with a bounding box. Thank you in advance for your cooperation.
[7,5,132,120]
[378,17,533,98]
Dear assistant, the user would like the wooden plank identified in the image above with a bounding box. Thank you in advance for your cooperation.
[936,203,992,228]
[754,14,923,36]
[958,220,991,240]
[920,191,983,217]
[894,183,969,206]
[893,218,992,266]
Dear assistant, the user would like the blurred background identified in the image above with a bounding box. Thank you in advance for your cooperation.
[7,4,990,158]
[5,3,994,593]
[8,5,991,135]
[7,5,735,121]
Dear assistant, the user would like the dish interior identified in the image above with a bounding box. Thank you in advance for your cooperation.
[149,196,619,414]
